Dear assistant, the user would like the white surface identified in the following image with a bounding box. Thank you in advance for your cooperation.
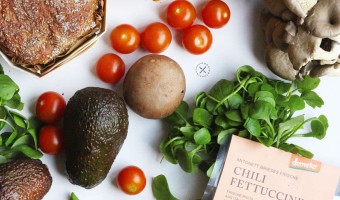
[1,0,340,199]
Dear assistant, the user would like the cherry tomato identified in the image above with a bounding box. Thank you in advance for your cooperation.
[166,0,196,29]
[202,0,231,28]
[110,24,140,54]
[117,166,146,195]
[182,24,213,54]
[140,22,172,53]
[96,53,125,84]
[39,124,64,154]
[36,91,66,123]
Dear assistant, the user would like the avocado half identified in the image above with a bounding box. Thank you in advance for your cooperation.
[63,87,129,189]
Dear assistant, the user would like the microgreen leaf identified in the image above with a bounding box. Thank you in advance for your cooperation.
[287,95,305,112]
[194,128,211,145]
[164,101,189,126]
[0,74,19,100]
[208,79,234,101]
[225,110,242,122]
[227,94,243,109]
[152,175,179,200]
[244,118,261,137]
[279,143,313,158]
[11,145,43,159]
[217,128,238,144]
[301,91,324,108]
[297,76,320,92]
[70,192,79,200]
[193,108,213,128]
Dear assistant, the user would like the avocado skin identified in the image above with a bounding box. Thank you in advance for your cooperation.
[63,87,129,189]
[0,159,52,200]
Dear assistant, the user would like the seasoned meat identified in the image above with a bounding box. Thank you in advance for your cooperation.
[0,0,98,65]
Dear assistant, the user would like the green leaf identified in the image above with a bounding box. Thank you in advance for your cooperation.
[257,136,274,146]
[193,108,213,128]
[0,155,8,164]
[152,175,179,200]
[3,93,24,110]
[207,163,215,177]
[297,76,320,92]
[225,110,243,122]
[278,115,305,137]
[215,115,230,129]
[5,131,17,146]
[11,145,43,159]
[227,94,243,109]
[275,81,292,94]
[179,126,195,138]
[8,111,27,129]
[287,95,305,112]
[11,135,32,148]
[164,101,189,126]
[194,128,211,145]
[217,129,237,144]
[208,79,234,101]
[70,192,79,200]
[244,118,261,137]
[160,140,178,164]
[279,143,313,158]
[240,103,249,120]
[176,148,197,173]
[250,101,273,122]
[255,91,275,107]
[0,74,19,100]
[301,91,324,108]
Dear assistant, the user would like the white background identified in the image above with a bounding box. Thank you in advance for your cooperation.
[1,0,340,199]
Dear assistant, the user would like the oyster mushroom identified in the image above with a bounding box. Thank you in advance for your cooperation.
[287,27,340,71]
[310,62,340,77]
[272,21,297,50]
[304,0,340,38]
[283,0,317,19]
[265,43,298,80]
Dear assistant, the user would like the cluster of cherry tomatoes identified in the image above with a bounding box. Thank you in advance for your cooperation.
[35,91,66,155]
[96,0,231,84]
[35,92,147,195]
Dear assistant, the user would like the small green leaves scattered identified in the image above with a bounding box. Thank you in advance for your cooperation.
[161,65,328,174]
[0,65,42,163]
[152,175,179,200]
[70,192,79,200]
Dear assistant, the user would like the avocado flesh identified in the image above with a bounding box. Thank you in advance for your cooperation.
[63,87,129,189]
[0,159,52,200]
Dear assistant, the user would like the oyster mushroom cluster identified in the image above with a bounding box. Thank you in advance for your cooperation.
[262,0,340,80]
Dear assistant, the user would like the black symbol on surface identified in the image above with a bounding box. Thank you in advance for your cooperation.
[196,63,210,77]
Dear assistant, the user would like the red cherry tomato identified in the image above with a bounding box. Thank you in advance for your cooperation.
[182,24,213,54]
[39,124,64,154]
[36,91,66,123]
[140,22,172,53]
[110,24,140,54]
[117,166,146,195]
[166,0,196,29]
[202,0,231,28]
[96,53,125,84]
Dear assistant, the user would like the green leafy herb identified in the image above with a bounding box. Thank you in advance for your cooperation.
[152,175,179,200]
[0,65,42,163]
[70,192,79,200]
[161,65,328,175]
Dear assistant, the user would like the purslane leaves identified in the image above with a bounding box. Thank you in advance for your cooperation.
[161,65,328,175]
[0,65,42,163]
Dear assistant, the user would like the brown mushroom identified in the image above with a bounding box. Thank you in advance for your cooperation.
[287,27,340,70]
[304,0,340,38]
[283,0,317,19]
[265,43,298,80]
[310,62,340,77]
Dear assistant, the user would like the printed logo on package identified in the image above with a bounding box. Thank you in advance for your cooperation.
[289,154,322,173]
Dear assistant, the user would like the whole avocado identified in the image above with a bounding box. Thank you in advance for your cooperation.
[63,87,129,189]
[0,159,52,200]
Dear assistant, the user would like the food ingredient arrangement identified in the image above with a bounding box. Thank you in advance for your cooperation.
[0,0,339,199]
[262,0,340,80]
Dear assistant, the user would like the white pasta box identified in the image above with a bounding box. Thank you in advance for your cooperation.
[202,135,340,200]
